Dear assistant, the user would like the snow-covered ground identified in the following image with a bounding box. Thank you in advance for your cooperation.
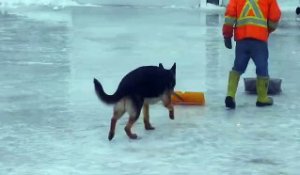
[0,1,300,175]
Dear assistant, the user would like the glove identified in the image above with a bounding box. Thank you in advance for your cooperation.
[224,37,232,49]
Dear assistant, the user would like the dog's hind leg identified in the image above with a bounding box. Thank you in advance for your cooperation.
[124,96,143,139]
[124,117,139,139]
[108,100,125,141]
[143,104,155,130]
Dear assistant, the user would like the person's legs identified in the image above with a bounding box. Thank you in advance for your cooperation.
[250,40,269,77]
[225,40,251,109]
[232,40,251,74]
[250,40,273,106]
[256,76,273,106]
[225,70,240,109]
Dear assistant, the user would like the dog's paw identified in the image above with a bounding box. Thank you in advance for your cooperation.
[108,132,115,141]
[169,110,174,120]
[128,133,138,139]
[145,125,155,130]
[144,123,155,130]
[124,127,138,139]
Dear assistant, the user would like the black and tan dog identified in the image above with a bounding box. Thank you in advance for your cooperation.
[93,63,176,140]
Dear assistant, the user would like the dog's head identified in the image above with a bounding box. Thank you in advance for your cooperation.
[159,62,176,90]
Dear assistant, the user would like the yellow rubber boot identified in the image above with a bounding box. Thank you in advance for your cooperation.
[256,76,273,107]
[225,70,240,109]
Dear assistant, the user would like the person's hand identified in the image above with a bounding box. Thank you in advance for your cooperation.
[224,37,232,49]
[268,28,275,34]
[296,7,300,15]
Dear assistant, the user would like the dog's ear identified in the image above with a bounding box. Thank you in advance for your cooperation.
[159,63,164,69]
[170,63,176,75]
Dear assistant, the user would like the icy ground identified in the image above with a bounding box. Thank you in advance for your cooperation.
[0,5,300,175]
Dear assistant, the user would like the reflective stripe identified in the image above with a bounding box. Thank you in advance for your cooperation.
[241,3,250,17]
[224,16,237,26]
[268,21,278,29]
[238,0,267,28]
[248,0,263,18]
[236,18,267,28]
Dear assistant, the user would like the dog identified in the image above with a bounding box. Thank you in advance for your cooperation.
[93,63,176,140]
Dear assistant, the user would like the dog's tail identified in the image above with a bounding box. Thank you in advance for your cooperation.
[93,78,121,104]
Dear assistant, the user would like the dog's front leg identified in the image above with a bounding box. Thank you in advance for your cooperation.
[166,103,174,120]
[143,104,155,130]
[162,93,174,120]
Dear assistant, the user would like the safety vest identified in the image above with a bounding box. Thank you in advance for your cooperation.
[223,0,281,42]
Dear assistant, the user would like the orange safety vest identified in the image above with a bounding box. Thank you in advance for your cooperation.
[223,0,281,42]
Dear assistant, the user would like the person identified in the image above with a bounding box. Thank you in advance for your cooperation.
[223,0,281,109]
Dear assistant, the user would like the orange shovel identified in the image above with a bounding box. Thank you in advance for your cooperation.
[172,91,205,105]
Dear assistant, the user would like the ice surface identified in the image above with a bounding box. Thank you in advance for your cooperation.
[0,0,299,9]
[0,2,300,175]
